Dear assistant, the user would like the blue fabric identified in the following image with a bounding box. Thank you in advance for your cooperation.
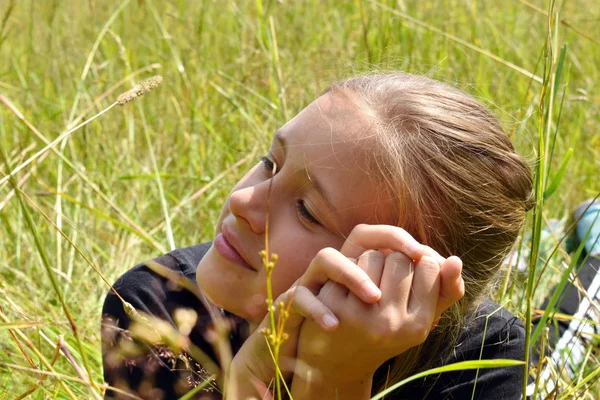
[574,199,600,256]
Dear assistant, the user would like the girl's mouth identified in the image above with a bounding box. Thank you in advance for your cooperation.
[214,232,255,271]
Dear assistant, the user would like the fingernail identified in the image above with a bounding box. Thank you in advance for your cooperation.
[363,281,381,300]
[322,313,338,328]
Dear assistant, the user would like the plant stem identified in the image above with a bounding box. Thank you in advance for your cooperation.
[0,102,118,186]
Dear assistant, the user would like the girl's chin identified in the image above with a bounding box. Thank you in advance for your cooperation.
[207,293,267,323]
[196,254,267,322]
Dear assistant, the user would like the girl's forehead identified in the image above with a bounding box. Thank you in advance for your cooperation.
[274,92,397,232]
[277,92,373,149]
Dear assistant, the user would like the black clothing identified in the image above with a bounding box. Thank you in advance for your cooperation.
[102,243,527,399]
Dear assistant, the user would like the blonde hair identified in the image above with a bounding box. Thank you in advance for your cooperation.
[326,73,534,389]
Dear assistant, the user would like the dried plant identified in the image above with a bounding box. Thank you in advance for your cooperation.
[0,75,163,186]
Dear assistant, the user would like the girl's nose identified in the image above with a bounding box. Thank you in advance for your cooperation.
[228,183,268,234]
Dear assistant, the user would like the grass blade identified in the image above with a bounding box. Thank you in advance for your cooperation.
[371,360,524,400]
[544,148,573,200]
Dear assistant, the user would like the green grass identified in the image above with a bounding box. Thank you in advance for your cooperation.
[0,0,598,398]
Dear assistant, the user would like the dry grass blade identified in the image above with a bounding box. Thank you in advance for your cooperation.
[65,0,133,125]
[0,93,167,253]
[0,102,118,186]
[10,184,128,303]
[517,0,599,45]
[0,0,15,49]
[0,145,101,397]
[147,156,249,237]
[14,334,62,400]
[1,75,161,185]
[59,336,102,400]
[0,321,42,330]
[371,0,543,83]
[0,310,79,399]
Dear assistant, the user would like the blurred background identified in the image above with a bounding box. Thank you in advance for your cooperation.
[0,0,598,397]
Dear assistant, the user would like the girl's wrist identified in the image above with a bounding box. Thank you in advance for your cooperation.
[290,369,374,400]
[226,355,273,400]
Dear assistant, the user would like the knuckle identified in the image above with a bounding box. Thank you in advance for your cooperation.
[360,249,385,264]
[403,316,431,344]
[354,223,369,233]
[316,247,337,259]
[386,251,412,265]
[419,256,441,273]
[295,285,312,298]
[367,320,395,344]
[421,245,436,256]
[421,245,446,264]
[366,325,386,342]
[411,322,431,343]
[313,247,339,269]
[317,281,334,298]
[390,227,410,243]
[275,287,296,304]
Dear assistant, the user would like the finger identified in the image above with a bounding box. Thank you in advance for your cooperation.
[379,252,414,307]
[407,256,440,319]
[340,225,445,264]
[284,285,339,331]
[317,280,348,306]
[435,256,464,318]
[378,246,445,265]
[419,245,446,265]
[356,250,385,287]
[298,248,381,303]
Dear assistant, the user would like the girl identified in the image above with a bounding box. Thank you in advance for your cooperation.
[102,73,533,399]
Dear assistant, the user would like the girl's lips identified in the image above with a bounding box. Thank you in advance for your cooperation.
[214,232,255,271]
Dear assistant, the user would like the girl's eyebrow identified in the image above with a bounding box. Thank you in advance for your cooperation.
[304,167,338,216]
[274,131,338,216]
[273,131,286,149]
[273,131,338,215]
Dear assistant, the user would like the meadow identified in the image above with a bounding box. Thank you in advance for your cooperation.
[0,0,599,398]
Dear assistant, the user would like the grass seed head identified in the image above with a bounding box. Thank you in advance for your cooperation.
[116,75,163,105]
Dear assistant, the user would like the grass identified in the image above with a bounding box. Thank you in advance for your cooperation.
[0,0,598,398]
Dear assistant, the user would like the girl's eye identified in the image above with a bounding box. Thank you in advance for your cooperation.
[260,156,278,175]
[296,200,320,226]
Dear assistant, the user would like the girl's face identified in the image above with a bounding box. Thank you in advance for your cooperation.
[196,92,396,322]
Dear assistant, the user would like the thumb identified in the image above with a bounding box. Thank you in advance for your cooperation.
[435,256,464,319]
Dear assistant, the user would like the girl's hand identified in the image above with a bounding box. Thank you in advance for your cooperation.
[227,224,463,398]
[290,224,464,395]
[226,228,397,398]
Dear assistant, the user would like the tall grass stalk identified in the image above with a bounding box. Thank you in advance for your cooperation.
[259,159,292,400]
[0,102,118,186]
[0,85,167,253]
[522,0,558,394]
[0,75,160,397]
[0,143,101,398]
[0,310,78,399]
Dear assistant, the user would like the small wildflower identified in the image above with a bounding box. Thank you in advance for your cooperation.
[260,327,271,336]
[116,75,163,105]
